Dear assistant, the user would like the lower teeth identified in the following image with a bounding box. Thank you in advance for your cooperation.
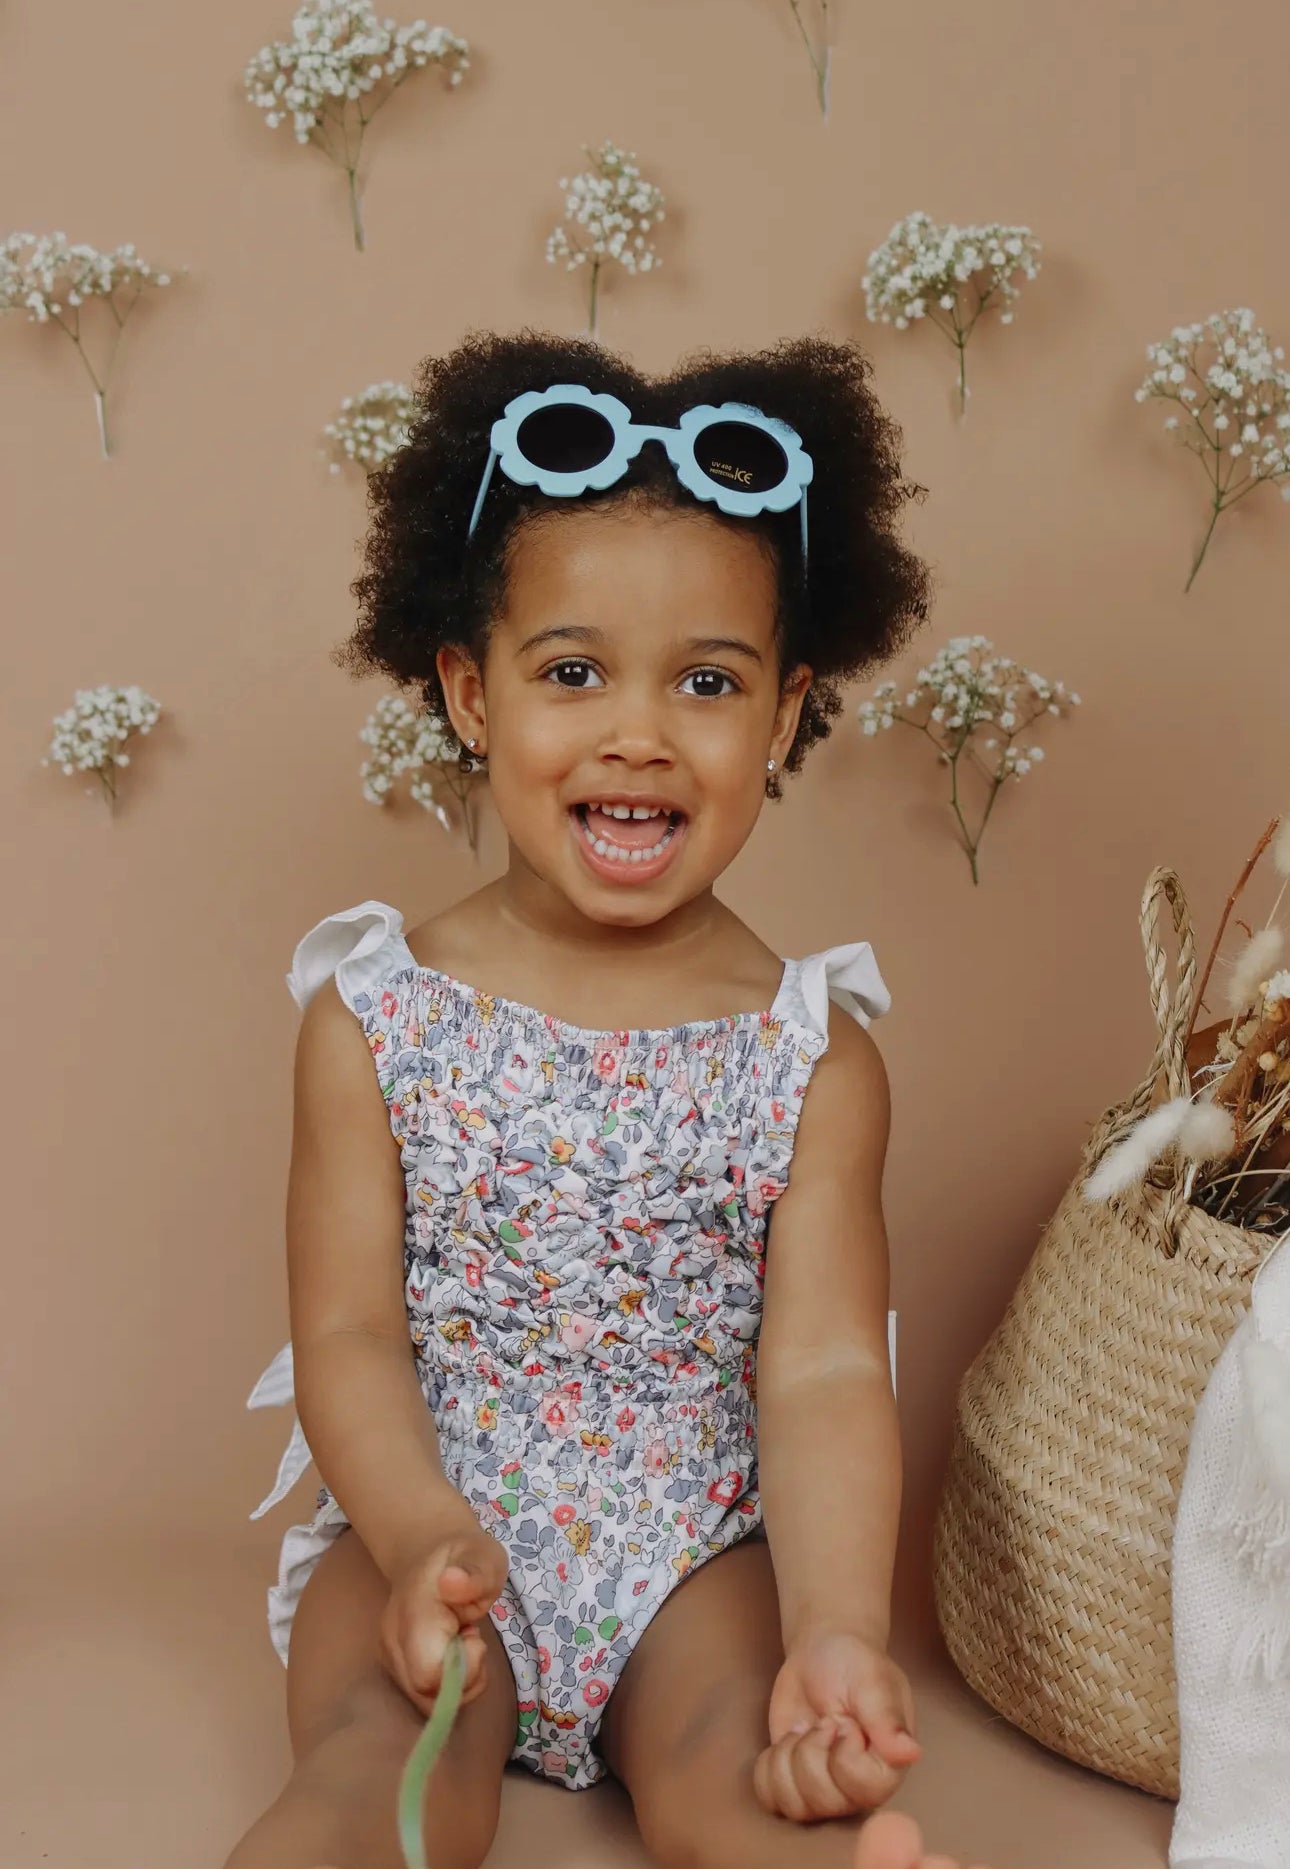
[577,811,678,863]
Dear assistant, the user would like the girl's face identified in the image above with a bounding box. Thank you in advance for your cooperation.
[439,502,811,931]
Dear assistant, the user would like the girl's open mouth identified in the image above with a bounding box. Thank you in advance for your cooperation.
[569,801,687,883]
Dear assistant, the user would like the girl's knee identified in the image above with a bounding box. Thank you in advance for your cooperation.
[293,1708,503,1869]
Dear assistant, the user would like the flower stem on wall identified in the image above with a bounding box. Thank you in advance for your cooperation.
[788,0,832,120]
[347,166,366,251]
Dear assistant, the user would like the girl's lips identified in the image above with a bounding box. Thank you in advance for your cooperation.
[569,806,687,885]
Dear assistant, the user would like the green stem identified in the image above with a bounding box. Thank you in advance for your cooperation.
[398,1636,466,1868]
[956,337,968,417]
[347,166,366,251]
[975,772,1005,848]
[788,0,830,116]
[588,258,601,339]
[947,747,980,884]
[1184,493,1223,592]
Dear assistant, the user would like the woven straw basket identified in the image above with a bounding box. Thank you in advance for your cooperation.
[933,867,1272,1799]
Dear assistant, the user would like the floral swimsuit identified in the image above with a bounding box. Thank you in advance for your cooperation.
[247,900,888,1788]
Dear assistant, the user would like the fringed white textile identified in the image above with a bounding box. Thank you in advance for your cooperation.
[1170,1231,1290,1869]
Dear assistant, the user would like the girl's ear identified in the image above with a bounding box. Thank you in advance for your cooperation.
[770,662,812,765]
[437,643,486,747]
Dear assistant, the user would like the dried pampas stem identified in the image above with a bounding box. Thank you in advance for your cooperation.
[1186,815,1281,1048]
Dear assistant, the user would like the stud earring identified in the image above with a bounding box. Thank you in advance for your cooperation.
[468,738,479,750]
[766,758,776,773]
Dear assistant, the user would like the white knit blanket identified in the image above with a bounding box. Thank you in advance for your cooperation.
[1170,1230,1290,1869]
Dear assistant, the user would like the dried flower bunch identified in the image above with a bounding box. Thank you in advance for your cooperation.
[1134,308,1290,592]
[360,692,485,856]
[42,685,162,808]
[787,0,832,120]
[863,211,1042,416]
[1087,816,1290,1235]
[325,379,417,472]
[857,634,1079,885]
[0,232,176,458]
[245,0,470,251]
[546,141,666,340]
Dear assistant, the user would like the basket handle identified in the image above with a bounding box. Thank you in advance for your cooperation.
[1089,866,1197,1164]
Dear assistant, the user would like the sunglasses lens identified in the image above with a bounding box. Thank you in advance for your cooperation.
[691,419,788,495]
[516,403,616,474]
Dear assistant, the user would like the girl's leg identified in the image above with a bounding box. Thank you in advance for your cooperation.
[599,1537,988,1869]
[223,1527,517,1869]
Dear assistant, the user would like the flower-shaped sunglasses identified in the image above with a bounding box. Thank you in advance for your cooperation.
[467,383,814,570]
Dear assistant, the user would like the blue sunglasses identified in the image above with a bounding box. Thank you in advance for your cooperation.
[467,383,814,570]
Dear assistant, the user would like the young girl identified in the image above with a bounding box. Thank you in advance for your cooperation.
[228,330,996,1869]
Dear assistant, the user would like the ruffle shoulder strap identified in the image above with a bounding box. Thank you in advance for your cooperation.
[286,899,415,1014]
[774,940,891,1041]
[246,900,414,1520]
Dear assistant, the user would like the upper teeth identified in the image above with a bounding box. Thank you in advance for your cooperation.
[585,802,668,820]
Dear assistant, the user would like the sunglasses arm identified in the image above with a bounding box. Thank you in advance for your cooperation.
[800,485,809,576]
[467,450,499,541]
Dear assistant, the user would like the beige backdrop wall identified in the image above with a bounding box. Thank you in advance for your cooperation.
[5,0,1288,1634]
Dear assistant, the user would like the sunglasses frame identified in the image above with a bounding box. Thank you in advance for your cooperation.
[467,383,813,570]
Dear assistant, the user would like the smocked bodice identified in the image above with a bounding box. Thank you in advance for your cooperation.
[247,901,889,1517]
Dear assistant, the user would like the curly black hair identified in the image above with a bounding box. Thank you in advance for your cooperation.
[336,327,932,791]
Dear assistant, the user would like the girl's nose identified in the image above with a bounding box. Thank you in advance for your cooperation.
[595,700,676,767]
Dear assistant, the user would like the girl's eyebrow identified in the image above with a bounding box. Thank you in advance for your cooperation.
[516,623,763,666]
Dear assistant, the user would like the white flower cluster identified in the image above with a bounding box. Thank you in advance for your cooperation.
[43,685,161,801]
[862,211,1041,332]
[245,1,468,142]
[1135,308,1290,492]
[858,635,1079,783]
[325,379,417,471]
[0,232,173,323]
[858,638,1078,882]
[360,691,462,828]
[546,142,666,276]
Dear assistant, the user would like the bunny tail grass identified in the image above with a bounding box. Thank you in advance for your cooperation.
[398,1635,467,1869]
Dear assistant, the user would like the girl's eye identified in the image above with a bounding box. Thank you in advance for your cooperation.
[544,659,605,689]
[542,661,738,697]
[681,668,738,699]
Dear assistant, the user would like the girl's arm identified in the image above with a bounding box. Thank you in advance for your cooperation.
[285,981,482,1583]
[755,1007,919,1817]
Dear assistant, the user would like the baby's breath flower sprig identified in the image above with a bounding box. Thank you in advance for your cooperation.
[857,635,1079,885]
[787,0,832,120]
[0,233,177,459]
[862,211,1042,417]
[324,379,417,472]
[360,692,486,857]
[1134,308,1290,592]
[245,1,470,252]
[545,142,666,340]
[41,685,162,810]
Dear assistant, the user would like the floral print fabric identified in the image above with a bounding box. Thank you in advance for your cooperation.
[248,903,889,1788]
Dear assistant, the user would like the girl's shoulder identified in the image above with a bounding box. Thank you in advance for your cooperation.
[285,899,418,1017]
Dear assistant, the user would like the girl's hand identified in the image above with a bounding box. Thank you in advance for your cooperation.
[754,1631,922,1822]
[379,1524,509,1718]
